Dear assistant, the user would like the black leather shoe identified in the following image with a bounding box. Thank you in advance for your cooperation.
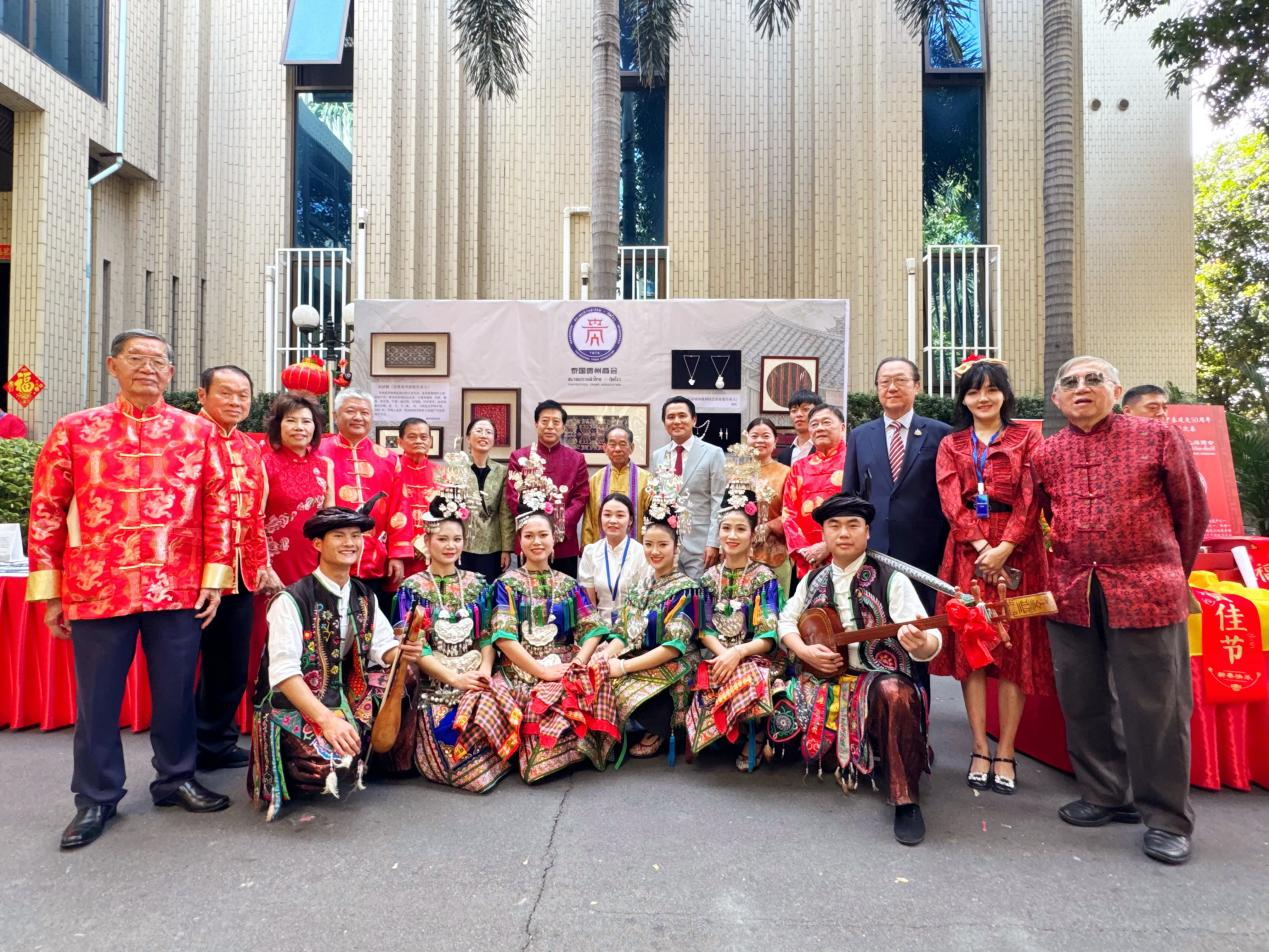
[1143,829,1191,865]
[154,780,231,813]
[893,804,926,846]
[60,803,117,850]
[196,747,251,771]
[1058,799,1142,827]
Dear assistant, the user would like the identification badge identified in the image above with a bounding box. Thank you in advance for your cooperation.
[974,490,990,519]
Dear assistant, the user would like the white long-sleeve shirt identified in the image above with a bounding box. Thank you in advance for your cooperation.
[777,553,941,666]
[577,536,650,619]
[266,568,398,689]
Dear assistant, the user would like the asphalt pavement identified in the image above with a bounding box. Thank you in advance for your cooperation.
[2,677,1267,952]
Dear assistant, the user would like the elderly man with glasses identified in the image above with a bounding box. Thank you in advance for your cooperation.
[842,357,951,612]
[1032,356,1208,866]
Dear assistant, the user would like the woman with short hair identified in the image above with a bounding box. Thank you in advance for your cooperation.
[261,391,335,586]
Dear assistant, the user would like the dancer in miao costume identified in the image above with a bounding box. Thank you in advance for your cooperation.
[597,461,704,764]
[687,442,785,771]
[484,450,615,783]
[393,448,512,793]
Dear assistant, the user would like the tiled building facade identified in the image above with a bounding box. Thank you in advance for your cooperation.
[0,0,1194,436]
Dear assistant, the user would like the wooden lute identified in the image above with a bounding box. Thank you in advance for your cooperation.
[797,590,1058,679]
[370,606,425,753]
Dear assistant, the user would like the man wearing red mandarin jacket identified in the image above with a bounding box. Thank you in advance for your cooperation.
[28,329,235,850]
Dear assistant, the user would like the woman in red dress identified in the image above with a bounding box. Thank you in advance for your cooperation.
[261,392,335,586]
[933,357,1053,795]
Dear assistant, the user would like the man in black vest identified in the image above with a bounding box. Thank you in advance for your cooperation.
[248,504,420,820]
[775,493,941,846]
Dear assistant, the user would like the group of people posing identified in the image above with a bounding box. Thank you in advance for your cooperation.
[28,329,1207,866]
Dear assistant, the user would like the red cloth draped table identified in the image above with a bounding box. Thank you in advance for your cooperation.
[2,575,255,734]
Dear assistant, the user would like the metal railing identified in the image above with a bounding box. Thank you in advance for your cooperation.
[265,247,351,385]
[617,245,670,300]
[917,244,1002,397]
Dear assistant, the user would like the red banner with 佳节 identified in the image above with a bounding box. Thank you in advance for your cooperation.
[1192,587,1268,704]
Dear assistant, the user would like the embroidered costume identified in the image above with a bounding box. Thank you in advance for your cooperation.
[687,561,784,758]
[933,424,1054,694]
[249,568,398,820]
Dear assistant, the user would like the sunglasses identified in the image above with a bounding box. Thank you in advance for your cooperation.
[1058,372,1106,391]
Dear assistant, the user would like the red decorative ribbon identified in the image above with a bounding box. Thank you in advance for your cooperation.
[946,599,1000,670]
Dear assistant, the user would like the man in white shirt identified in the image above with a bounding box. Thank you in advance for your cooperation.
[249,503,419,820]
[775,493,940,846]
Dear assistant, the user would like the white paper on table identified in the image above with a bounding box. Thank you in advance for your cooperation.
[0,523,23,562]
[1232,545,1259,589]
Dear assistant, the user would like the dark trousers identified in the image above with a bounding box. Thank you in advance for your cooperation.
[1047,576,1195,836]
[461,551,503,582]
[550,556,579,579]
[195,587,255,758]
[866,675,927,806]
[70,609,203,809]
[358,575,395,617]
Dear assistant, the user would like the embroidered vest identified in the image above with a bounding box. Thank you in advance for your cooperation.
[254,573,378,719]
[802,557,928,687]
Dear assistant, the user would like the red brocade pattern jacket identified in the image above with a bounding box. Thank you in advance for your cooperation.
[387,455,440,574]
[1031,413,1209,629]
[782,440,847,574]
[26,396,234,621]
[201,411,271,593]
[317,434,407,579]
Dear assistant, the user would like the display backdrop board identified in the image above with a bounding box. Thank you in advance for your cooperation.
[352,300,850,461]
[1167,404,1243,538]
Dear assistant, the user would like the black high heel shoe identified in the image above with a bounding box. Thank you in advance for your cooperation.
[966,752,991,790]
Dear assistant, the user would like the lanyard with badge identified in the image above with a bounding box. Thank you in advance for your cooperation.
[970,430,1001,518]
[604,537,632,622]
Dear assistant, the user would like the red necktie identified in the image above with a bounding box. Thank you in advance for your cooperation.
[675,444,684,476]
[888,422,905,481]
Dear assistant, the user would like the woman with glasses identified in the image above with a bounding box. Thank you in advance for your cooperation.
[458,417,514,581]
[932,356,1052,796]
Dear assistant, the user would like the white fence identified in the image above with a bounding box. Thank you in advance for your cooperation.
[264,247,352,385]
[915,244,1002,397]
[618,245,670,300]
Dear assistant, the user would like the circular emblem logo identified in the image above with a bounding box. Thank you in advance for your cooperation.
[567,306,622,362]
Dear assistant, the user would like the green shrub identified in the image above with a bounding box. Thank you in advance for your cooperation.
[166,391,279,433]
[0,438,43,533]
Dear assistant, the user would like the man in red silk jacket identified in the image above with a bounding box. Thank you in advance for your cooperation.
[195,366,282,772]
[1033,355,1208,867]
[28,329,235,850]
[783,403,847,585]
[505,400,590,577]
[386,416,441,579]
[318,389,409,613]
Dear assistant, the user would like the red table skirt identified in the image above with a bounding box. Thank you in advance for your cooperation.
[0,575,265,735]
[986,653,1269,791]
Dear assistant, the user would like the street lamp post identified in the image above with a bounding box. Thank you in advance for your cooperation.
[290,303,351,433]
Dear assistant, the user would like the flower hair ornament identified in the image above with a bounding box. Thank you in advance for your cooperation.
[509,448,566,541]
[423,447,477,528]
[953,354,1009,379]
[720,440,765,520]
[644,458,692,536]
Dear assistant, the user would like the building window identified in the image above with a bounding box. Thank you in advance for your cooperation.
[618,1,667,247]
[282,0,351,65]
[99,259,110,403]
[144,270,153,329]
[925,1,986,73]
[294,90,353,249]
[0,0,106,97]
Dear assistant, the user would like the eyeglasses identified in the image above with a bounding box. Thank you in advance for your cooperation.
[877,377,914,390]
[118,355,171,371]
[1058,372,1106,391]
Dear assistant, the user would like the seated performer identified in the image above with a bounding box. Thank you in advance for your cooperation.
[249,502,420,821]
[598,464,703,762]
[393,456,512,793]
[487,451,612,783]
[578,491,650,624]
[772,493,941,846]
[687,450,784,771]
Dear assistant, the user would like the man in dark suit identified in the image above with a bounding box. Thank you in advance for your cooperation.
[843,357,950,612]
[774,389,822,467]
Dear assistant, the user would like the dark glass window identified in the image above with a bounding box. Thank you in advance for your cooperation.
[294,91,353,248]
[33,0,103,97]
[620,85,666,246]
[0,0,27,45]
[925,0,985,72]
[922,84,983,244]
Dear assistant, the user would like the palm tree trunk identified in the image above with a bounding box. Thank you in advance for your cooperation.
[591,0,622,299]
[1042,0,1077,433]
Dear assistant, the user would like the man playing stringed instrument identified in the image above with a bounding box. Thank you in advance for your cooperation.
[772,492,940,846]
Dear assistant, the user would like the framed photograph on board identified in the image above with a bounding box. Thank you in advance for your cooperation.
[375,426,402,452]
[461,388,521,461]
[427,427,445,460]
[670,349,742,391]
[370,332,450,377]
[558,403,650,467]
[760,356,820,413]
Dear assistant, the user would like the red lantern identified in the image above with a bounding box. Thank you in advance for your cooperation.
[280,355,328,396]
